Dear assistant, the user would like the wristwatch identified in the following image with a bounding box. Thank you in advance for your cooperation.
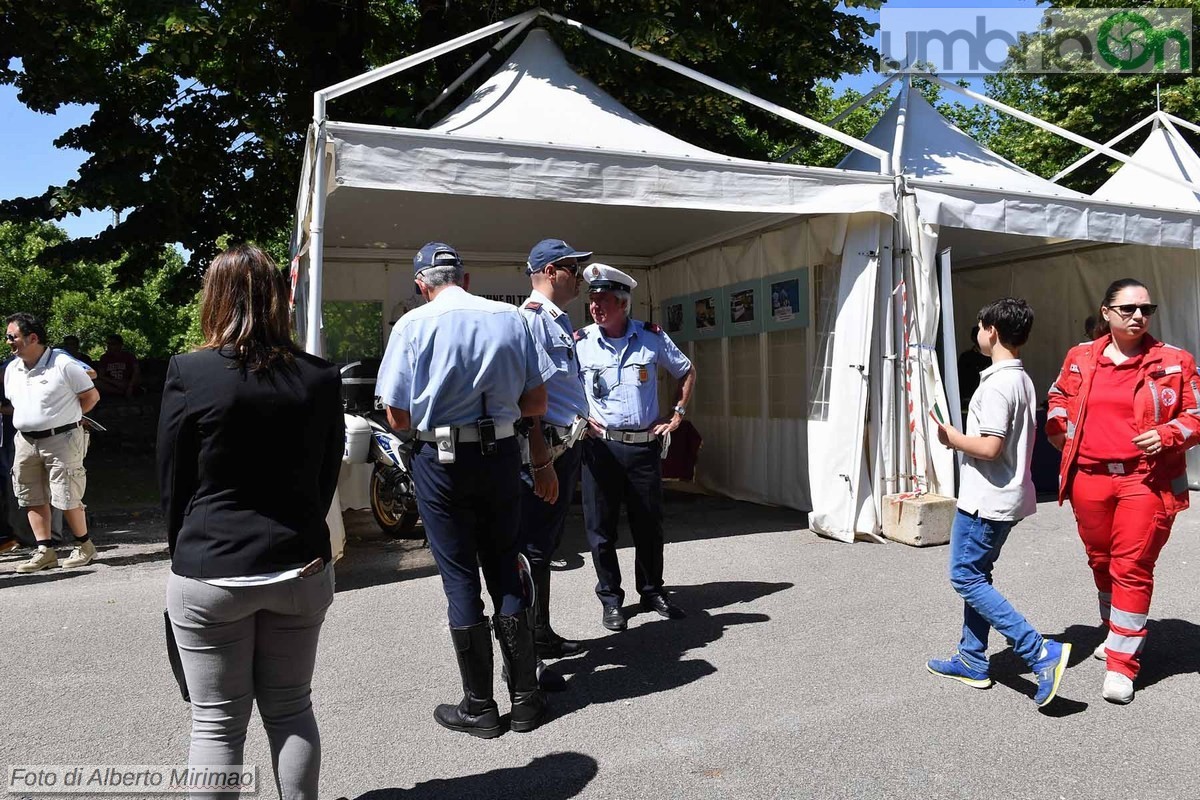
[673,405,687,417]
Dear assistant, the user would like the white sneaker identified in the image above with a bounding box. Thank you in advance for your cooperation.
[1102,670,1134,704]
[1093,641,1107,661]
[62,540,96,569]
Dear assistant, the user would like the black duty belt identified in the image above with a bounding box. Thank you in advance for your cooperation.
[22,422,81,440]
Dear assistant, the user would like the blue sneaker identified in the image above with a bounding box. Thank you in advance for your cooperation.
[926,653,993,689]
[1031,640,1071,707]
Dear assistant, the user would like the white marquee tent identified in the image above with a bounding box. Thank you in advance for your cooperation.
[293,12,1200,540]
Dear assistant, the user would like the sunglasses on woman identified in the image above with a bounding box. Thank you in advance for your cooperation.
[1106,303,1158,318]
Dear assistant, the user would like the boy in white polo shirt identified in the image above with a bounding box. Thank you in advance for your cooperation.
[926,297,1071,708]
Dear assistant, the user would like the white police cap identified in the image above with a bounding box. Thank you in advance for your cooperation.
[583,263,637,293]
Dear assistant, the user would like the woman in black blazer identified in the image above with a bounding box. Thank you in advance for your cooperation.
[158,244,344,800]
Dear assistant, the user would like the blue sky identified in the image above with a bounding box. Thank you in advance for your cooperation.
[1,1,1042,240]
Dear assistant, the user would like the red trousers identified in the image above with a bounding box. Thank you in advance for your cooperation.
[1068,465,1175,679]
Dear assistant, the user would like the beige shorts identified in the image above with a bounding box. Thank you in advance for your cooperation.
[12,427,89,510]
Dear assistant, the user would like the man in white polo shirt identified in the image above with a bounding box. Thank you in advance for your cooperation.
[3,313,100,573]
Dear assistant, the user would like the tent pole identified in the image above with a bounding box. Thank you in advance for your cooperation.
[318,9,542,103]
[829,73,901,127]
[915,69,1200,196]
[306,122,328,356]
[417,15,538,120]
[1051,114,1155,183]
[891,75,911,177]
[1166,112,1200,137]
[773,73,900,164]
[540,11,890,171]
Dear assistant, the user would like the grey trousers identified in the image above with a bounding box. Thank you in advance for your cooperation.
[166,566,334,800]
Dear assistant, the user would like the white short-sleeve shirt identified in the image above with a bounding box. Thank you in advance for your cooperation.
[957,360,1038,522]
[3,347,94,432]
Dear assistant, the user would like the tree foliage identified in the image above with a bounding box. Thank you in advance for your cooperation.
[972,0,1200,192]
[0,220,198,359]
[1,0,881,286]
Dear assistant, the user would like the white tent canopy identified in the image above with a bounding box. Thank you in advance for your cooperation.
[296,17,1200,539]
[1094,112,1200,210]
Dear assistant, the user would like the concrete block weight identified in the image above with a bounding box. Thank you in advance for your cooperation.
[882,492,955,547]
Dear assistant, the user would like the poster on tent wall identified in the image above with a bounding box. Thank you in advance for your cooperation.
[764,268,810,331]
[661,295,691,341]
[725,279,764,337]
[689,290,725,338]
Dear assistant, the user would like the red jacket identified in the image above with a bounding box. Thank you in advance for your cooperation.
[1046,334,1200,512]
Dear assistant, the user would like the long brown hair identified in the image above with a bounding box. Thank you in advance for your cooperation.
[200,244,299,373]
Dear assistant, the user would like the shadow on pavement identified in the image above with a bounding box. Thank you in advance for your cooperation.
[0,568,91,589]
[543,580,793,718]
[988,624,1097,716]
[352,751,598,800]
[1133,618,1200,690]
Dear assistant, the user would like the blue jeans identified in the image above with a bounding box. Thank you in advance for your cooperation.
[949,509,1044,672]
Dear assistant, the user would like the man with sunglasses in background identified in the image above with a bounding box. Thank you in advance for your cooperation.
[517,239,593,667]
[574,264,697,632]
[3,313,100,573]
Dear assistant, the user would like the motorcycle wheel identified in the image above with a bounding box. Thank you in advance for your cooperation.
[369,465,421,539]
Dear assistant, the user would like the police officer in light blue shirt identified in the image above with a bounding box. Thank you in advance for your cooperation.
[378,241,556,739]
[517,238,592,663]
[574,263,697,632]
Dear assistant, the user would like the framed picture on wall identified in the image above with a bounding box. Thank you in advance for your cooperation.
[660,295,690,341]
[725,279,764,336]
[690,290,725,338]
[764,268,810,332]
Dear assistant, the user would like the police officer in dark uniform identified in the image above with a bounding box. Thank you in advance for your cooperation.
[574,264,698,631]
[377,242,557,738]
[518,239,593,661]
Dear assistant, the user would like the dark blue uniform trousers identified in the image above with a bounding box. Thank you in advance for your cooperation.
[581,437,665,607]
[518,442,583,567]
[411,438,526,628]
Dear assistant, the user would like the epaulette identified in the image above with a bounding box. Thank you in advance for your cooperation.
[524,301,543,312]
[644,322,663,334]
[573,329,586,341]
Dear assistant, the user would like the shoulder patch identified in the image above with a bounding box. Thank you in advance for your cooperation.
[523,301,543,312]
[644,322,662,334]
[573,329,585,342]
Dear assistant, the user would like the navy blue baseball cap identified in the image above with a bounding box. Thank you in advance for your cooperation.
[526,239,593,275]
[413,242,462,275]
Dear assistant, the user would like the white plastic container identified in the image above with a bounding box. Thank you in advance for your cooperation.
[343,414,372,463]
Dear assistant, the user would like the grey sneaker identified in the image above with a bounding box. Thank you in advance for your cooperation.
[62,540,96,569]
[16,548,59,574]
[1093,641,1107,661]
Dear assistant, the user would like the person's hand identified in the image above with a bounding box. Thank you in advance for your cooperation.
[1133,428,1164,455]
[586,417,605,438]
[934,421,957,449]
[533,462,559,504]
[652,414,682,437]
[1048,433,1066,452]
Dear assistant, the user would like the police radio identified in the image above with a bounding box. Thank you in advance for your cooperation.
[477,394,498,456]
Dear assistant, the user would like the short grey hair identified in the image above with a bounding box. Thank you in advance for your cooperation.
[416,265,464,288]
[613,290,631,311]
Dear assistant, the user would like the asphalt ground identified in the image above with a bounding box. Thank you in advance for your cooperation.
[2,491,1199,800]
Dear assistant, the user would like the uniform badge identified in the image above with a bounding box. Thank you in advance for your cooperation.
[1162,387,1177,408]
[638,366,649,383]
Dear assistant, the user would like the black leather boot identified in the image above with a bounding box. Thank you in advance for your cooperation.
[494,612,547,733]
[533,565,582,658]
[433,621,501,738]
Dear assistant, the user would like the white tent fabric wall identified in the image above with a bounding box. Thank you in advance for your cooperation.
[649,216,859,513]
[952,244,1200,404]
[806,216,889,541]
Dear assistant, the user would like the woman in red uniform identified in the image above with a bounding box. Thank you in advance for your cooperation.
[1046,278,1200,704]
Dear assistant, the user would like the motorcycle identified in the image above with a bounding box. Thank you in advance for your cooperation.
[341,359,422,540]
[362,409,422,539]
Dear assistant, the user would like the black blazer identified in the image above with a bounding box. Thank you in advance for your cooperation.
[157,347,344,578]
